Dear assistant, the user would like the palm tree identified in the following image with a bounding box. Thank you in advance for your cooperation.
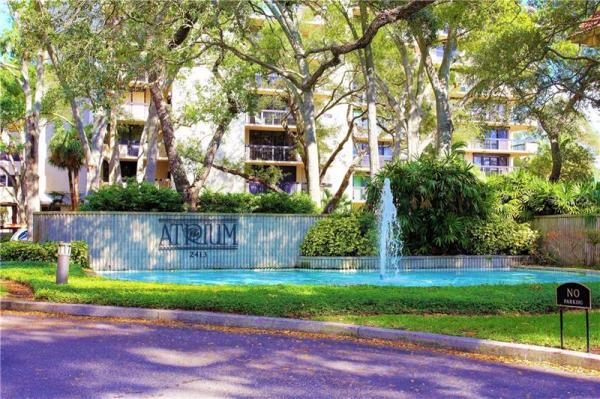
[48,126,85,210]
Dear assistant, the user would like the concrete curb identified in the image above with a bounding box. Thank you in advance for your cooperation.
[2,299,599,371]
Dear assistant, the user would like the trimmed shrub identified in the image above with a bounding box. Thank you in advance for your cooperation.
[197,192,255,213]
[0,241,89,268]
[469,218,538,255]
[253,192,317,214]
[197,191,317,214]
[301,212,376,256]
[80,181,184,212]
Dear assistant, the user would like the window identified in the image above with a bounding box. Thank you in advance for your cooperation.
[0,173,14,187]
[473,154,508,166]
[484,128,508,140]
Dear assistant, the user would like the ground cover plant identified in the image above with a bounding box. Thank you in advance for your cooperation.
[0,241,89,268]
[1,262,599,351]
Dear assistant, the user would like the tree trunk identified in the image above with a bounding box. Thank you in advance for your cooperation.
[86,113,109,193]
[299,90,321,204]
[149,81,191,200]
[413,29,454,156]
[21,50,43,237]
[323,166,354,214]
[188,98,238,210]
[359,0,380,178]
[23,115,40,236]
[72,168,80,210]
[144,102,160,183]
[549,135,562,182]
[136,100,159,183]
[108,108,122,184]
[67,170,75,211]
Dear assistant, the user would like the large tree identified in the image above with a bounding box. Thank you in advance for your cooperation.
[208,0,434,203]
[2,2,46,235]
[465,0,600,181]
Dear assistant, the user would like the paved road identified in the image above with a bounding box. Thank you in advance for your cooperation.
[1,313,599,399]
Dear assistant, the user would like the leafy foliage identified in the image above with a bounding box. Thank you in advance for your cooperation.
[80,181,184,212]
[367,154,493,255]
[48,125,85,172]
[469,217,538,255]
[0,241,88,268]
[197,191,317,214]
[301,212,377,257]
[487,171,600,221]
[518,140,596,183]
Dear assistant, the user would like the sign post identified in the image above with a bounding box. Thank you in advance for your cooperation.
[556,282,592,352]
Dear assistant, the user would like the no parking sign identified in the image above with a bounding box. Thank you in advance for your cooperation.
[556,282,592,352]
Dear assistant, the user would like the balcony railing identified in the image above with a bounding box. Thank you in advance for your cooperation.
[358,154,393,168]
[118,140,141,157]
[353,186,368,201]
[467,139,531,151]
[245,145,297,162]
[246,110,295,127]
[248,181,306,195]
[121,102,149,121]
[476,165,516,175]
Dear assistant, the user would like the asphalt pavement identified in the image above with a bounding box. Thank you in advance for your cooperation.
[1,313,599,398]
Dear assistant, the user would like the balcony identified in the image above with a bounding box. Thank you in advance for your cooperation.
[121,102,149,121]
[248,181,306,195]
[467,139,529,152]
[103,141,168,160]
[357,154,393,168]
[246,110,295,127]
[476,165,516,175]
[245,145,298,163]
[353,186,368,201]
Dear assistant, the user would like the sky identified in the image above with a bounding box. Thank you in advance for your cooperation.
[0,1,9,34]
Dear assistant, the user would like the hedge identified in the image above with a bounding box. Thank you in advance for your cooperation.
[0,241,89,268]
[301,212,377,256]
[198,191,317,214]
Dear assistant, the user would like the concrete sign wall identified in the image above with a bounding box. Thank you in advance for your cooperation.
[34,212,322,271]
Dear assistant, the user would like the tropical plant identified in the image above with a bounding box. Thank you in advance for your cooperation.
[367,153,493,255]
[487,171,600,221]
[48,125,85,210]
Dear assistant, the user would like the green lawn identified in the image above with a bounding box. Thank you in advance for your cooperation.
[1,261,599,351]
[317,312,599,352]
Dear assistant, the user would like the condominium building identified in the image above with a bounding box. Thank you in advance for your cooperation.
[1,39,541,224]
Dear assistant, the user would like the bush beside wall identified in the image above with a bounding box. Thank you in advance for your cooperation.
[198,191,317,214]
[469,218,539,255]
[301,212,377,256]
[0,241,89,268]
[81,181,184,212]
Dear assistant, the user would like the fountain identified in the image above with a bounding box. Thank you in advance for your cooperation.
[378,178,403,278]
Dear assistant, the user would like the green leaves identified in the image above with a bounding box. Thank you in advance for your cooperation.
[367,153,493,255]
[197,191,317,214]
[48,125,84,171]
[0,240,89,268]
[301,211,377,256]
[80,181,185,212]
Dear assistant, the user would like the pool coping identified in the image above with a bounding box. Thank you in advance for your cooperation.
[2,299,599,371]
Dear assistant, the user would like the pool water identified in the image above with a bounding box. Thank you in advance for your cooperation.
[99,268,600,287]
